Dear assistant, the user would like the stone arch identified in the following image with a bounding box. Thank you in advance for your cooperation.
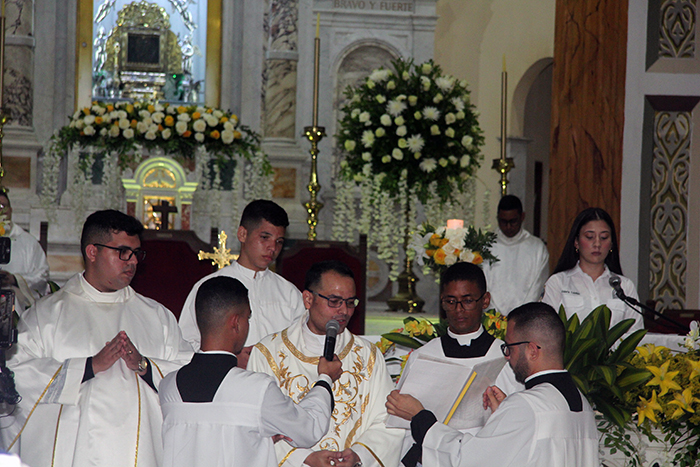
[122,157,198,229]
[331,41,401,177]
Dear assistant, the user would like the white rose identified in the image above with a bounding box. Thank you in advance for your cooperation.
[376,95,386,104]
[145,131,157,141]
[139,110,150,119]
[83,125,95,136]
[109,125,120,138]
[439,158,448,167]
[381,155,391,163]
[205,114,218,127]
[398,138,408,149]
[359,111,370,123]
[100,128,108,136]
[433,93,443,104]
[162,128,172,140]
[396,125,407,137]
[119,119,130,130]
[195,132,205,142]
[75,120,85,130]
[84,115,96,125]
[213,110,223,119]
[123,128,135,139]
[196,106,206,114]
[445,113,456,124]
[178,113,191,122]
[445,127,455,138]
[394,116,405,126]
[402,71,410,80]
[421,63,433,74]
[456,111,465,120]
[460,155,471,167]
[176,121,188,135]
[375,127,386,137]
[344,140,356,151]
[166,106,177,114]
[193,119,207,133]
[392,148,403,160]
[151,112,164,124]
[221,130,234,144]
[380,114,392,126]
[431,125,440,135]
[351,108,361,118]
[461,135,473,147]
[387,81,396,90]
[362,152,371,161]
[137,121,149,134]
[223,121,234,131]
[408,96,418,106]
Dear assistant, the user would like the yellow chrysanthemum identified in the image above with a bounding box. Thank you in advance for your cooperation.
[637,390,662,425]
[646,360,682,396]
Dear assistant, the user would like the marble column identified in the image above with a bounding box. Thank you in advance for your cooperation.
[548,0,628,269]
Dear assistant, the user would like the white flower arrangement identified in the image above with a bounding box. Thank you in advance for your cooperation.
[332,59,484,279]
[40,100,273,226]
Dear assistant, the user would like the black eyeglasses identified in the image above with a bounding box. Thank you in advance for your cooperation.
[93,243,146,262]
[500,341,541,357]
[310,291,360,309]
[441,292,486,311]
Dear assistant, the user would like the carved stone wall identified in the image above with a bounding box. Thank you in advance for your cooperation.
[658,0,695,59]
[649,111,690,309]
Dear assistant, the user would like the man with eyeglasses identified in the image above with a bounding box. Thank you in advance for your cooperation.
[482,195,549,315]
[3,209,193,467]
[0,191,49,313]
[386,302,599,467]
[249,260,403,467]
[397,262,522,467]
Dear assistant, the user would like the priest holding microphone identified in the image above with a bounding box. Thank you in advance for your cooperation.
[249,260,403,467]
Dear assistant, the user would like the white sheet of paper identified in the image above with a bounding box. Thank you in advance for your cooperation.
[386,353,507,431]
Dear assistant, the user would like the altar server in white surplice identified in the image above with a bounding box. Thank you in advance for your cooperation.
[2,210,193,467]
[179,199,305,368]
[398,262,523,467]
[387,303,599,467]
[0,192,49,312]
[482,195,549,315]
[160,276,340,467]
[249,260,404,467]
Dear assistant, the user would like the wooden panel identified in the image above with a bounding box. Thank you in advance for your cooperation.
[3,156,31,188]
[548,0,629,269]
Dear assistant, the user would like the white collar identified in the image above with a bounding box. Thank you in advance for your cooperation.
[232,261,270,279]
[198,350,236,356]
[524,369,568,383]
[78,272,129,303]
[496,227,528,246]
[447,326,484,345]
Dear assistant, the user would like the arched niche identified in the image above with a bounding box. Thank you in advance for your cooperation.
[122,157,198,229]
[332,42,401,176]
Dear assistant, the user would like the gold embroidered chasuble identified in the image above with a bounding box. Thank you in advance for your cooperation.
[249,317,403,467]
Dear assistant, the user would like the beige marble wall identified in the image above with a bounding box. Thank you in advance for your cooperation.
[261,0,299,139]
[4,0,33,128]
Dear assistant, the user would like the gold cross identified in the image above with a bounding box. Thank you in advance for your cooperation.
[198,230,238,269]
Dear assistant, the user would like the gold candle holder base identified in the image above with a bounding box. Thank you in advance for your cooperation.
[387,202,424,313]
[303,125,326,241]
[491,157,515,196]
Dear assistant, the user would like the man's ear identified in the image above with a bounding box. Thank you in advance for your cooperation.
[237,225,248,244]
[302,289,314,310]
[85,244,99,264]
[481,291,491,310]
[520,212,526,223]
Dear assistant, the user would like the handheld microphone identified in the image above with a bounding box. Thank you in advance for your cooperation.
[323,319,340,361]
[609,275,626,300]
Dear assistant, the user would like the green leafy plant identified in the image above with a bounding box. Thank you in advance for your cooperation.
[560,304,649,428]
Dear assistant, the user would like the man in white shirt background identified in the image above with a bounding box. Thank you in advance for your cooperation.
[179,199,306,368]
[482,195,549,314]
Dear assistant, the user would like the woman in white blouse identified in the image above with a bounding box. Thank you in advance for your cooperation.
[542,207,644,332]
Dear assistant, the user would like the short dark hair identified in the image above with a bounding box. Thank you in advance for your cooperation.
[553,207,622,275]
[507,302,565,356]
[497,195,522,214]
[440,262,487,295]
[240,199,289,231]
[304,260,355,292]
[80,210,143,261]
[0,191,10,206]
[195,276,249,335]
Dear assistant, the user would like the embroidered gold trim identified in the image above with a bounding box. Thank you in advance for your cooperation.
[281,329,355,364]
[134,373,141,467]
[278,447,296,466]
[366,344,377,377]
[51,405,64,467]
[8,365,64,450]
[344,393,369,448]
[353,442,386,467]
[255,343,281,381]
[151,359,164,379]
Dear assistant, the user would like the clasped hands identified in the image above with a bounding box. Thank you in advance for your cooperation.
[385,385,507,421]
[92,330,146,375]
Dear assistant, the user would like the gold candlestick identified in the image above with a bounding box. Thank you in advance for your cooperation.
[492,56,514,196]
[303,13,324,240]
